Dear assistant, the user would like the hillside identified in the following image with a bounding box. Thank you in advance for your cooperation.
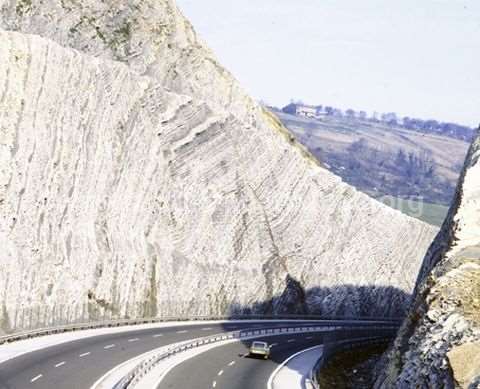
[274,111,470,224]
[0,0,436,332]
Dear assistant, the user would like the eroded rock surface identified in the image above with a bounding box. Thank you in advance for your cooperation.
[0,1,437,331]
[448,342,480,389]
[376,132,480,388]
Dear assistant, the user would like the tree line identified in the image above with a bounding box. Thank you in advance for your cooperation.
[280,102,474,142]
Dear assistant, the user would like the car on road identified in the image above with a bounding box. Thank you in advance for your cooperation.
[249,341,271,359]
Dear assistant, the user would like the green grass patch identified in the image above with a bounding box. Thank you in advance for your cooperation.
[377,195,448,226]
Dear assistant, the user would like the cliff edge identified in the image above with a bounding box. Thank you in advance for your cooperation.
[376,129,480,388]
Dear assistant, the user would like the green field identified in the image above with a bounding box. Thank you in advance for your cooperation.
[377,195,449,227]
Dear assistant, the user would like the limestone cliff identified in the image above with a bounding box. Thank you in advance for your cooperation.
[376,130,480,388]
[0,1,437,331]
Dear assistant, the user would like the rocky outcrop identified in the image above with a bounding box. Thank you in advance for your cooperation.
[376,130,480,388]
[448,342,480,388]
[0,1,436,331]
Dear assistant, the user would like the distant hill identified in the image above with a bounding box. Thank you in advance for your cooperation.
[280,103,474,142]
[271,106,472,225]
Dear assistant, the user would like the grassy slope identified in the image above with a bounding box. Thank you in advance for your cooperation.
[274,111,467,225]
[277,112,468,184]
[376,196,449,227]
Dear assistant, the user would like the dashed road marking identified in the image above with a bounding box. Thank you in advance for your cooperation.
[270,343,278,347]
[218,370,223,376]
[228,361,235,366]
[153,334,163,338]
[79,352,90,357]
[202,327,212,331]
[306,336,313,340]
[128,338,139,342]
[30,374,42,383]
[288,339,295,343]
[54,361,66,368]
[212,381,217,388]
[176,330,188,334]
[104,344,115,349]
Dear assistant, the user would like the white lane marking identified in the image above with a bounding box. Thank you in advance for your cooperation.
[267,345,322,389]
[306,336,313,340]
[270,343,278,347]
[128,338,140,342]
[218,370,224,376]
[153,333,163,338]
[55,361,66,368]
[212,381,217,388]
[30,374,43,383]
[79,352,90,357]
[104,344,115,349]
[202,327,213,331]
[228,361,235,366]
[288,339,295,343]
[176,330,188,334]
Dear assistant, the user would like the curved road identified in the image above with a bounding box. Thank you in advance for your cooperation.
[158,331,326,389]
[0,321,329,389]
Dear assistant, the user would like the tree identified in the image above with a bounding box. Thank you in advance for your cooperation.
[332,108,343,117]
[395,149,407,168]
[347,138,368,153]
[282,103,297,115]
[325,106,334,115]
[381,112,398,126]
[345,109,355,118]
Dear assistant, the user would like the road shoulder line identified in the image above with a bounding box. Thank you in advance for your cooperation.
[267,345,323,389]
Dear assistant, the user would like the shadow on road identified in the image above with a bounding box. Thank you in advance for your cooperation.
[219,275,407,374]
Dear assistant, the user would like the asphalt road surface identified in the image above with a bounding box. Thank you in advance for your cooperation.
[158,332,325,389]
[0,321,330,389]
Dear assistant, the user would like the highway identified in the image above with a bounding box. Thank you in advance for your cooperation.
[0,320,329,389]
[158,331,326,389]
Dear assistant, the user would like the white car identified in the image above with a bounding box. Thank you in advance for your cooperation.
[249,341,271,359]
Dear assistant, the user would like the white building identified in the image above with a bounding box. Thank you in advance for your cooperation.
[296,105,317,118]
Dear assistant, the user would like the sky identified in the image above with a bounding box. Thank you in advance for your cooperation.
[176,0,480,127]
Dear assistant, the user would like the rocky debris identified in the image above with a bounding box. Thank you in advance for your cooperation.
[0,1,437,328]
[376,130,480,388]
[319,343,389,389]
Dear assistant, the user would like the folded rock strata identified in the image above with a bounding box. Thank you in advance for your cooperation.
[0,1,437,332]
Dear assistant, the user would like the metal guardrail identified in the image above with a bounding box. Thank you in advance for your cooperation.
[117,326,333,388]
[116,324,400,389]
[0,300,404,335]
[0,309,400,389]
[0,313,402,346]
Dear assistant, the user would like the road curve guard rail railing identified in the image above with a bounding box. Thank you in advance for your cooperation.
[0,313,402,346]
[309,327,399,389]
[116,324,400,389]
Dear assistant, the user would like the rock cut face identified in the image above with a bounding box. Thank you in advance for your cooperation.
[0,0,437,331]
[376,132,480,389]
